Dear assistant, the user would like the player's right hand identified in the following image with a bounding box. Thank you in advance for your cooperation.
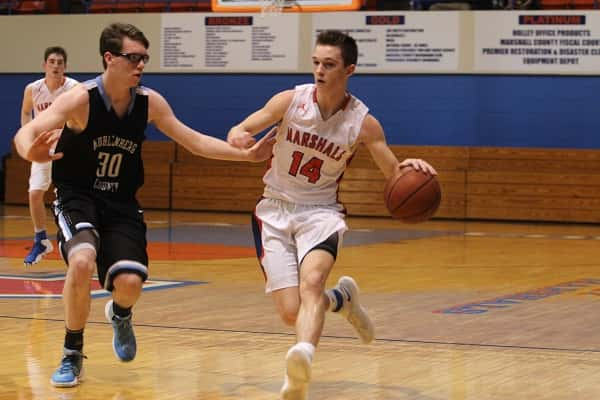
[26,130,64,163]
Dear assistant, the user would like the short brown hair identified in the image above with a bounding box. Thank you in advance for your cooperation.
[99,23,149,69]
[315,30,357,66]
[44,46,68,64]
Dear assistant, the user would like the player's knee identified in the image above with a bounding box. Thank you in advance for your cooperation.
[28,190,44,202]
[104,260,148,292]
[112,272,143,294]
[63,228,99,263]
[300,269,328,295]
[68,254,95,283]
[279,306,299,326]
[275,296,300,326]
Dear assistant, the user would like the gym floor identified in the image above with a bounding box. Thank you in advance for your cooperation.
[1,205,600,399]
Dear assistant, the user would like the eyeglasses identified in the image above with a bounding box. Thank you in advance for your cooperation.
[110,51,150,64]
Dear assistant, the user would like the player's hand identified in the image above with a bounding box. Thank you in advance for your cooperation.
[26,130,63,163]
[246,127,276,162]
[399,158,437,175]
[227,127,256,149]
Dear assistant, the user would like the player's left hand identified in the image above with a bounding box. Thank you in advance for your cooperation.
[400,158,437,175]
[246,126,276,162]
[26,130,63,163]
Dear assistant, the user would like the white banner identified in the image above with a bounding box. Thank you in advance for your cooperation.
[156,11,600,75]
[474,12,600,73]
[312,12,460,73]
[161,13,300,72]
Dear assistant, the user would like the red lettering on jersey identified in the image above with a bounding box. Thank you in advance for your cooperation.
[285,127,346,162]
[330,145,340,159]
[323,142,334,157]
[308,134,318,149]
[36,102,51,112]
[301,132,311,147]
[331,146,346,161]
[315,137,327,152]
[334,150,346,161]
[292,130,301,145]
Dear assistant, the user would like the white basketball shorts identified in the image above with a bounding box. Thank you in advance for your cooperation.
[29,161,52,192]
[252,197,347,293]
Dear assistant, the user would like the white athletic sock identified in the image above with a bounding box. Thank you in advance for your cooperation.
[292,342,315,362]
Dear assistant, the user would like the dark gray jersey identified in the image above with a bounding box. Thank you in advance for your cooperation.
[53,76,148,201]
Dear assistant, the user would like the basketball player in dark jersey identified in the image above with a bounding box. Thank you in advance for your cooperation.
[14,22,275,388]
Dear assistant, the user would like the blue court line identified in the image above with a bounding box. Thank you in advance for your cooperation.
[1,225,458,247]
[0,273,66,278]
[0,273,205,299]
[1,315,598,354]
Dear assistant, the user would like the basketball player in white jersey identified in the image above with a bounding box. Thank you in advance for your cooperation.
[227,30,437,399]
[20,46,78,266]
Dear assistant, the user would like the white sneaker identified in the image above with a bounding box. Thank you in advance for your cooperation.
[336,276,375,344]
[280,346,311,400]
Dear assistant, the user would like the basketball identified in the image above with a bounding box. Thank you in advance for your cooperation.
[383,166,442,223]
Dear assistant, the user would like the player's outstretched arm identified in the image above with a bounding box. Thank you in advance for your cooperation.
[149,89,275,162]
[227,90,294,149]
[14,85,86,163]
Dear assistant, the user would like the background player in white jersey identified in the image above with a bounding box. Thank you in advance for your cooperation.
[227,30,437,399]
[20,46,78,266]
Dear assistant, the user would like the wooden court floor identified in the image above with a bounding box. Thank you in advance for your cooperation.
[2,205,600,399]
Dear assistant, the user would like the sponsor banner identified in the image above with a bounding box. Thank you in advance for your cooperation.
[313,12,460,73]
[159,11,600,74]
[474,12,600,73]
[161,13,299,71]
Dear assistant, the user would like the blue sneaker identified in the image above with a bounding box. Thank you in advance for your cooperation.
[105,300,137,362]
[50,348,85,387]
[24,239,53,267]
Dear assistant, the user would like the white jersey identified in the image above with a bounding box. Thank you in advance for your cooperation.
[27,76,78,192]
[263,84,369,205]
[30,76,78,118]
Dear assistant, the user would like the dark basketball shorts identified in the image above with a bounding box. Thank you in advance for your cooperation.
[53,187,148,291]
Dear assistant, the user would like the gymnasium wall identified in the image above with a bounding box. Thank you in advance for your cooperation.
[1,12,599,222]
[1,12,599,155]
[2,73,599,154]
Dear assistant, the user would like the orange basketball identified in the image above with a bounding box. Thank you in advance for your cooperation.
[383,166,441,223]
